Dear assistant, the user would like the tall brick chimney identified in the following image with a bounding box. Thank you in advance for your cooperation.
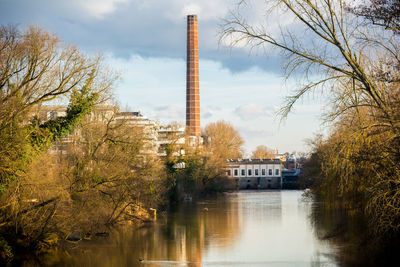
[186,15,200,137]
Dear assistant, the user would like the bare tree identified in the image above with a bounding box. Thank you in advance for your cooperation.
[222,0,400,234]
[0,25,115,129]
[0,25,117,188]
[348,0,400,34]
[65,110,164,227]
[0,25,118,260]
[221,0,400,132]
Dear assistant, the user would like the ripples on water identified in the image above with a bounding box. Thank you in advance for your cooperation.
[34,190,340,266]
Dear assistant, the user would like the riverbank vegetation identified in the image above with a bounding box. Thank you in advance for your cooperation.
[166,120,242,203]
[222,0,400,261]
[0,25,119,262]
[0,26,243,263]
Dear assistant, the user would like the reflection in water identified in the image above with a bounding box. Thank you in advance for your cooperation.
[310,202,400,267]
[34,191,339,267]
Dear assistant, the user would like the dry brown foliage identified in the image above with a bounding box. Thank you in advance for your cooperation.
[252,145,275,159]
[203,120,244,162]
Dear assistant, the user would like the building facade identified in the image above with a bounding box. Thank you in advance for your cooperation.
[35,106,197,157]
[157,125,186,157]
[115,111,160,155]
[226,159,282,189]
[35,106,161,155]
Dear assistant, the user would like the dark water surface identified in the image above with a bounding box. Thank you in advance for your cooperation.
[38,190,340,266]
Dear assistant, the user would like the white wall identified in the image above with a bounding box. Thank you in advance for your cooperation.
[227,163,281,178]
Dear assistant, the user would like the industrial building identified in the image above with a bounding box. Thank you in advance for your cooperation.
[226,159,282,189]
[186,14,201,139]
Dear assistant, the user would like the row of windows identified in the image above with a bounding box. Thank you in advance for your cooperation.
[228,168,279,176]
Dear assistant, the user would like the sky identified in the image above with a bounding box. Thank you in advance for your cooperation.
[0,0,327,155]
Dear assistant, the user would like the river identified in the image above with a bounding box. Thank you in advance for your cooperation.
[35,190,340,266]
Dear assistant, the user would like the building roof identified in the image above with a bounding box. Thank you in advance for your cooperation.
[226,158,281,164]
[116,111,143,117]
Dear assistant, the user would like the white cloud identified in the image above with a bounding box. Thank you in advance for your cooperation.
[290,104,322,114]
[163,0,231,22]
[234,104,272,120]
[239,126,274,137]
[202,105,221,119]
[181,3,202,17]
[154,104,185,120]
[77,0,130,19]
[106,53,322,152]
[203,111,213,119]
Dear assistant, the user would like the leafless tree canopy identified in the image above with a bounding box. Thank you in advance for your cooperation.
[222,0,400,129]
[222,0,400,233]
[348,0,400,34]
[0,25,116,129]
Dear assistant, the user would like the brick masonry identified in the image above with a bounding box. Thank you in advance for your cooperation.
[186,15,201,137]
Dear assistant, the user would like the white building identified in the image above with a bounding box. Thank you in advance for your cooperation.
[226,159,282,189]
[115,111,159,155]
[156,125,186,157]
[33,105,115,154]
[34,106,201,158]
[35,106,161,155]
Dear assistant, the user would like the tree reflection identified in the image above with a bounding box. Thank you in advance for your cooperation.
[311,202,400,267]
[38,194,243,266]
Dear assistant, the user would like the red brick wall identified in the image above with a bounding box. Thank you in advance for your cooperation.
[186,15,201,137]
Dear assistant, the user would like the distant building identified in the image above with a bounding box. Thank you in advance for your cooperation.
[115,111,159,155]
[32,105,115,154]
[281,168,301,189]
[274,153,287,162]
[157,125,186,157]
[274,151,301,170]
[34,105,198,157]
[226,159,282,189]
[34,106,161,155]
[33,105,65,121]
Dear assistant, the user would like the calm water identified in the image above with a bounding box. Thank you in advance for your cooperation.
[40,190,339,266]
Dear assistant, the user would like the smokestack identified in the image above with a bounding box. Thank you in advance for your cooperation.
[186,15,200,137]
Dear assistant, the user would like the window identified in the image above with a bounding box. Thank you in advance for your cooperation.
[227,170,231,176]
[262,169,266,176]
[269,169,272,175]
[275,169,280,176]
[241,169,245,176]
[234,169,238,176]
[255,169,259,176]
[248,169,252,176]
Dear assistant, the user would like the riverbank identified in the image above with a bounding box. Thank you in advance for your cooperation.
[12,189,400,266]
[301,131,400,266]
[0,168,232,266]
[310,195,400,267]
[10,190,340,266]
